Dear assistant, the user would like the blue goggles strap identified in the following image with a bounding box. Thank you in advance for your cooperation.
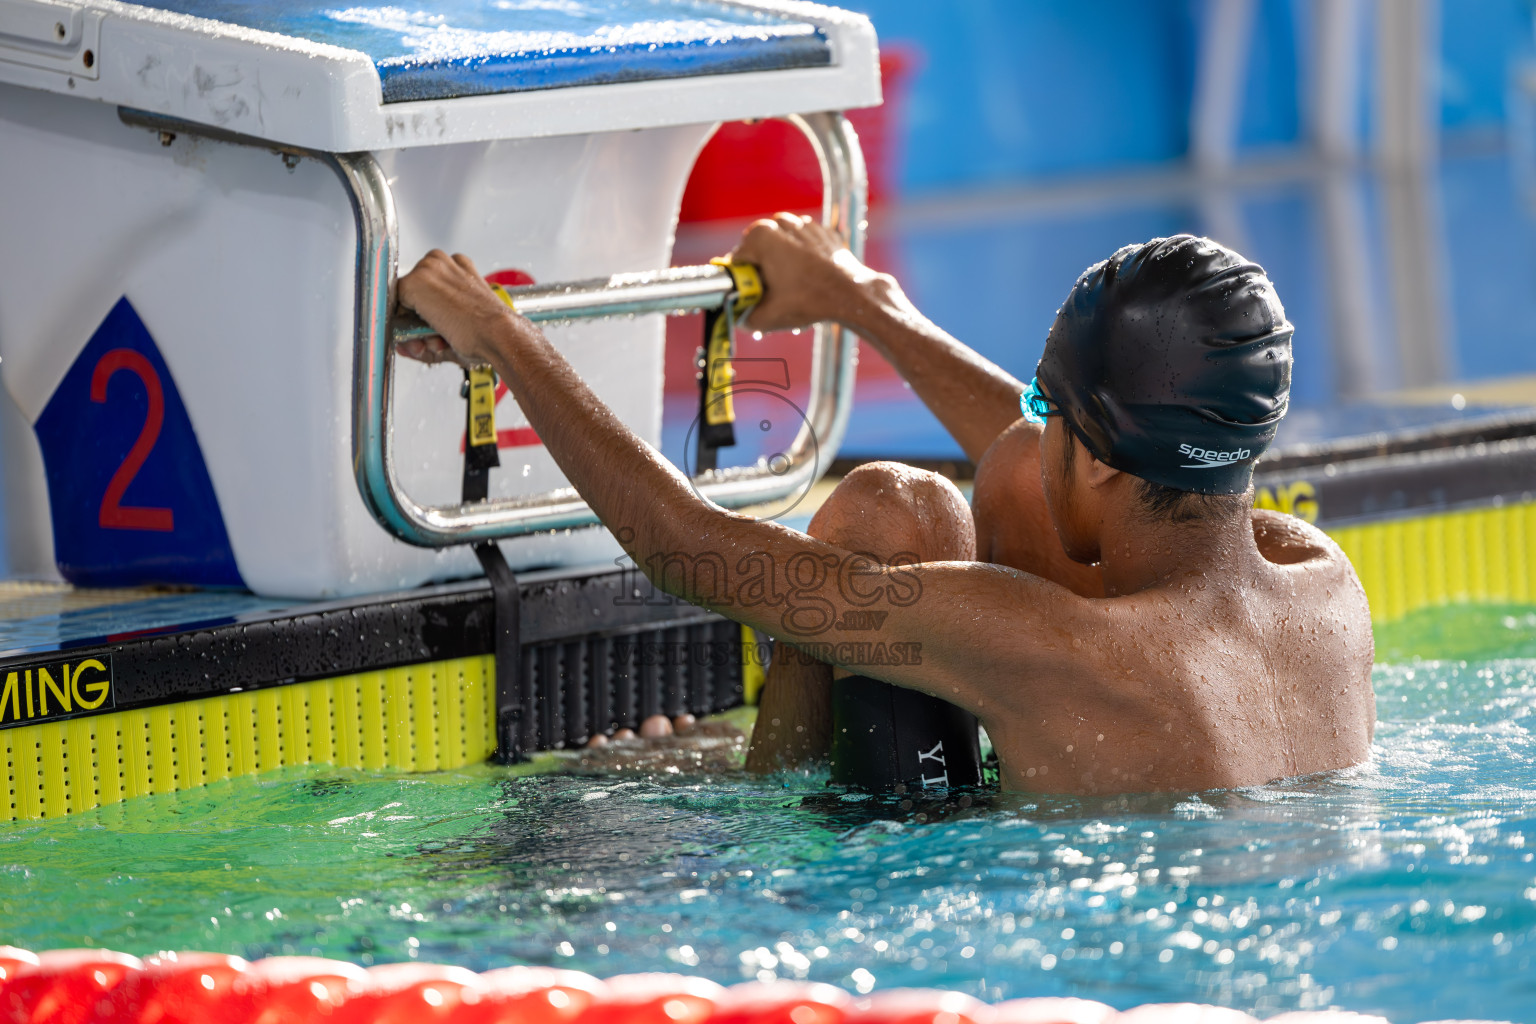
[1020,376,1059,425]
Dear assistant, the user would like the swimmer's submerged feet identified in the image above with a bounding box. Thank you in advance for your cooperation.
[567,717,747,777]
[396,231,1375,795]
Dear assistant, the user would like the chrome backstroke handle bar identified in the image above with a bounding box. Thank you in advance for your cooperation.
[391,265,740,342]
[350,111,867,548]
[118,107,867,548]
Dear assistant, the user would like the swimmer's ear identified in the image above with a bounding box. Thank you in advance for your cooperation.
[1080,444,1121,490]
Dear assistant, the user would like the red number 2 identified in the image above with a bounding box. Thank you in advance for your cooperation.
[90,349,174,532]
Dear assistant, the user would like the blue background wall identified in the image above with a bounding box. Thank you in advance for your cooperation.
[806,1,1536,459]
[841,0,1530,194]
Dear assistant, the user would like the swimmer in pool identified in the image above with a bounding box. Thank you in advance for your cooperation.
[396,224,1375,794]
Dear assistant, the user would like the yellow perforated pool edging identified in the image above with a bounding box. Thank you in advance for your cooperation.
[1330,500,1536,624]
[2,655,496,823]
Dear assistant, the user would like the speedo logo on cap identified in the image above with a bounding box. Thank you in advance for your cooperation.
[1179,443,1251,469]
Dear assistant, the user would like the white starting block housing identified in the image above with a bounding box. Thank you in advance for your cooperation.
[0,0,878,597]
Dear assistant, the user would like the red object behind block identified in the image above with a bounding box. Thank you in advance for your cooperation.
[485,269,536,289]
[678,48,917,223]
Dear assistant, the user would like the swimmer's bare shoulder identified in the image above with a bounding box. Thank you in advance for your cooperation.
[1253,507,1376,707]
[1251,508,1374,644]
[1251,503,1377,748]
[1253,507,1343,565]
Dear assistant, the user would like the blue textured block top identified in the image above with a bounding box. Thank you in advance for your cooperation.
[139,0,831,103]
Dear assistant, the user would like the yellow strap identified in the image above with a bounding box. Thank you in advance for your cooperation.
[467,366,498,448]
[710,258,763,315]
[741,624,766,705]
[703,307,736,427]
[489,282,518,312]
[461,283,518,448]
[701,260,761,429]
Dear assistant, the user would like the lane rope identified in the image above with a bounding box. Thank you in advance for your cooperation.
[0,945,1407,1023]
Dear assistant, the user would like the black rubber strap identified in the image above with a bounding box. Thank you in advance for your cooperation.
[462,368,523,763]
[829,675,983,791]
[475,541,524,764]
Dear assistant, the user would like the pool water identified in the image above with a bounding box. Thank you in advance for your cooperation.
[3,608,1535,1022]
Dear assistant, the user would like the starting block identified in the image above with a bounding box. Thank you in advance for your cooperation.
[0,0,879,596]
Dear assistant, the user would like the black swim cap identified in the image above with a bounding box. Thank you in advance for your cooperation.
[1036,235,1292,495]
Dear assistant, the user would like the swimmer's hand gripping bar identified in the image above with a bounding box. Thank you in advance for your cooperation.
[390,264,750,344]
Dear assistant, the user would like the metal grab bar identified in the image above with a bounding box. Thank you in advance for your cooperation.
[349,110,867,548]
[115,107,867,550]
[392,265,741,342]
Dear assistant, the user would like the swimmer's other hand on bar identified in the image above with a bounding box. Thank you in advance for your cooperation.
[395,250,536,368]
[729,212,895,333]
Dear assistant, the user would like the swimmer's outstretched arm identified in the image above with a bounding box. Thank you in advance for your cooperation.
[396,251,1103,729]
[731,216,1027,465]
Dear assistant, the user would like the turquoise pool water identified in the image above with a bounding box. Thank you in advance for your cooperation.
[2,606,1534,1022]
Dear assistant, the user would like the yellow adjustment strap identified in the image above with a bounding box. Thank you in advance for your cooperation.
[741,624,766,705]
[467,366,498,448]
[710,258,763,316]
[703,305,736,427]
[490,283,518,312]
[463,283,517,452]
